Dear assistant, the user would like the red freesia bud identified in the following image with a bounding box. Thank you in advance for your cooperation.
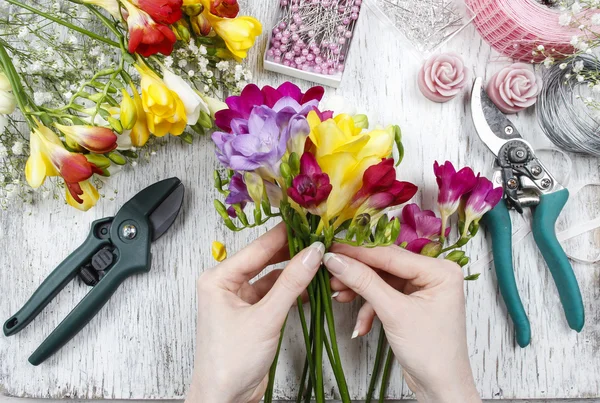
[131,0,183,24]
[55,124,118,154]
[352,159,418,211]
[123,1,177,57]
[210,0,239,18]
[287,153,332,213]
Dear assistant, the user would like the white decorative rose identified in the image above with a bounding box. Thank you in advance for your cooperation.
[417,52,468,103]
[487,63,541,114]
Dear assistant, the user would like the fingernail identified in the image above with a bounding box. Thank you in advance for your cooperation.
[331,291,340,299]
[302,242,325,270]
[323,252,347,275]
[351,321,361,339]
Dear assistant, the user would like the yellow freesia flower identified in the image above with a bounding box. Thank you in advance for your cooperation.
[66,180,100,211]
[127,84,151,146]
[196,0,262,60]
[307,111,394,221]
[135,63,187,137]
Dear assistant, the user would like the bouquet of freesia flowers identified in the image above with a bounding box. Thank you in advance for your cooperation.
[211,81,502,401]
[0,0,261,210]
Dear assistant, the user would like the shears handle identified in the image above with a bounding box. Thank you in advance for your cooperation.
[532,189,584,332]
[482,202,531,347]
[3,218,112,337]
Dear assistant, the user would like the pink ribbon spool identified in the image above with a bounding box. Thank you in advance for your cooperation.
[466,0,581,63]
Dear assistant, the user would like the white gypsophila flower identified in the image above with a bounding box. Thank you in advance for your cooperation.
[544,57,554,67]
[178,59,188,68]
[573,60,585,73]
[243,70,252,80]
[204,70,214,78]
[592,13,600,25]
[0,144,7,158]
[17,27,28,38]
[572,2,582,13]
[576,41,589,51]
[203,85,209,93]
[236,81,247,90]
[571,35,579,46]
[537,45,545,51]
[199,45,207,55]
[559,13,572,26]
[188,70,195,77]
[560,63,568,69]
[64,91,73,100]
[577,75,585,82]
[164,56,173,68]
[151,151,157,156]
[11,142,23,155]
[216,61,229,71]
[0,115,7,132]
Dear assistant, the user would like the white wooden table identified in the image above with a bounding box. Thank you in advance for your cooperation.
[1,1,600,401]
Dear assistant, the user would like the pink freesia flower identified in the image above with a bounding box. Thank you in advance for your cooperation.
[434,160,478,236]
[417,52,468,103]
[287,153,332,215]
[352,159,418,211]
[215,82,325,132]
[461,176,503,236]
[487,63,541,114]
[395,204,449,253]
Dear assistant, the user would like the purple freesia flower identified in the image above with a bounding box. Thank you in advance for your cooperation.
[215,82,326,132]
[433,160,478,235]
[395,204,449,253]
[212,106,310,177]
[460,177,503,236]
[225,173,251,217]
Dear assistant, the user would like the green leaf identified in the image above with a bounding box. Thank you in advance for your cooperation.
[393,125,404,166]
[464,273,481,281]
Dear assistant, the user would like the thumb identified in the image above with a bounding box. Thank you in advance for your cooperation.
[259,242,324,320]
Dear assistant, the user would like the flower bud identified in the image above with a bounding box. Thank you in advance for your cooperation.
[458,256,470,267]
[174,20,191,42]
[211,241,227,262]
[288,152,300,175]
[420,241,442,257]
[191,14,211,36]
[120,89,138,130]
[107,151,126,165]
[213,170,223,191]
[0,89,16,115]
[180,132,194,144]
[198,110,213,128]
[464,273,481,281]
[183,3,204,16]
[108,116,124,134]
[445,250,466,263]
[352,114,369,129]
[85,153,111,169]
[385,217,401,242]
[243,171,264,206]
[214,199,229,219]
[0,72,11,91]
[280,162,292,180]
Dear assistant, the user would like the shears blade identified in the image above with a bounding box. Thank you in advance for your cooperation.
[149,182,184,241]
[470,77,523,156]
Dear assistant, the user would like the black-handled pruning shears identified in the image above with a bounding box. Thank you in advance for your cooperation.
[470,78,584,347]
[3,177,185,365]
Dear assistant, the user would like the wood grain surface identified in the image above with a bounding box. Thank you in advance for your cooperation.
[1,0,600,400]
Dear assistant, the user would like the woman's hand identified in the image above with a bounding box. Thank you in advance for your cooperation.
[324,244,481,403]
[185,223,325,403]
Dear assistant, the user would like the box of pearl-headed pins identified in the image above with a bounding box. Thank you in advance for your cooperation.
[263,0,363,88]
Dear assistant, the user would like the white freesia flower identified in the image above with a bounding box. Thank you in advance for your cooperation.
[0,72,11,91]
[0,90,16,114]
[162,68,208,126]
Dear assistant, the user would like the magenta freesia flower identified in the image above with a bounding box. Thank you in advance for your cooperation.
[215,82,325,132]
[287,153,332,215]
[434,160,478,236]
[352,159,418,212]
[395,204,449,253]
[461,176,503,235]
[212,106,310,178]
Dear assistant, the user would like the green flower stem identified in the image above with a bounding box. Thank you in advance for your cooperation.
[366,324,387,403]
[0,42,35,126]
[317,267,351,402]
[264,315,287,403]
[378,346,395,403]
[5,0,120,48]
[82,3,124,41]
[314,278,325,402]
[296,357,309,403]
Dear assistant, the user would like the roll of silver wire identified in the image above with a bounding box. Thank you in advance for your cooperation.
[537,55,600,157]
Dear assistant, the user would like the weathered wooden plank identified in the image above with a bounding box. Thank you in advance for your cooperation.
[1,1,599,400]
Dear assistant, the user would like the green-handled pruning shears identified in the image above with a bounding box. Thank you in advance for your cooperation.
[3,177,185,365]
[470,77,584,347]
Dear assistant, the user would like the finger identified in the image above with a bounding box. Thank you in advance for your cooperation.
[330,243,442,288]
[351,302,377,338]
[258,242,325,321]
[330,276,350,292]
[332,289,358,303]
[323,252,398,314]
[217,223,288,289]
[247,270,309,303]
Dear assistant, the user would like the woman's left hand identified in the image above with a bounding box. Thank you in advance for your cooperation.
[185,223,325,403]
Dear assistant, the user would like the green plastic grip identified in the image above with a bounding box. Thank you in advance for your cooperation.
[532,189,584,332]
[482,202,531,347]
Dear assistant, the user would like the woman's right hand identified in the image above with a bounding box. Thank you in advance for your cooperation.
[324,244,481,403]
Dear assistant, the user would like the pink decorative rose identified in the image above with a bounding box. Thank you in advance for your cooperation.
[487,63,541,114]
[418,52,468,102]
